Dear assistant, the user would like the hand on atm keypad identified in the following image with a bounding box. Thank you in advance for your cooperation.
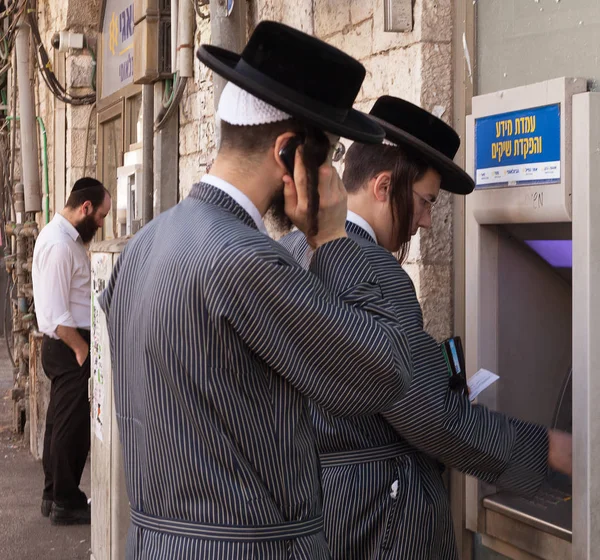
[547,429,572,477]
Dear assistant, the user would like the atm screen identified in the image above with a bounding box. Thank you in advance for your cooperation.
[524,240,572,269]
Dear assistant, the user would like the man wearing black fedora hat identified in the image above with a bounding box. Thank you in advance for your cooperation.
[99,23,415,559]
[281,96,572,559]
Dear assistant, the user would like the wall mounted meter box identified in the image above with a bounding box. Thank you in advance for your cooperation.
[116,149,143,237]
[90,239,130,560]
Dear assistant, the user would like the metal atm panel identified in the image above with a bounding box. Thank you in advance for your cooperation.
[463,78,598,559]
[481,226,573,549]
[495,227,572,427]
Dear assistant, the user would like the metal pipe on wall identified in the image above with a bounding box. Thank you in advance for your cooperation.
[171,0,178,73]
[142,84,154,226]
[177,0,194,78]
[15,15,41,214]
[208,0,247,108]
[9,51,17,225]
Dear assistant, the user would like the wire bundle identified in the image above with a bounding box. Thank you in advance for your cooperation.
[26,1,96,106]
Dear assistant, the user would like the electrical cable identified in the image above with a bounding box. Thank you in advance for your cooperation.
[155,75,187,131]
[27,1,95,105]
[83,102,96,175]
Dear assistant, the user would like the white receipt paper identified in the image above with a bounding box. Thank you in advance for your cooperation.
[468,369,499,402]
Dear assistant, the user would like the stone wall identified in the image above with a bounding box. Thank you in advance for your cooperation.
[310,0,455,340]
[177,0,455,340]
[36,0,100,216]
[32,0,455,340]
[32,0,455,338]
[179,3,216,199]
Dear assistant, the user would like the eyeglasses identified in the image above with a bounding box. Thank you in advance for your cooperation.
[413,190,437,214]
[331,142,346,163]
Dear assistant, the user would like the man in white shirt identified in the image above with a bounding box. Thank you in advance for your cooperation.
[32,177,111,525]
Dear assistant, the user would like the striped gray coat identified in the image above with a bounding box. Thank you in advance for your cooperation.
[280,222,549,559]
[99,184,413,559]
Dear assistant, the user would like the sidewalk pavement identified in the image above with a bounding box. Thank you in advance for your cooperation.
[0,343,91,559]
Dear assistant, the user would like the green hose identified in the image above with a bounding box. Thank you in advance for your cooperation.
[36,117,49,225]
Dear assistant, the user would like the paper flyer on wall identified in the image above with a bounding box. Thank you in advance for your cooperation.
[91,253,111,442]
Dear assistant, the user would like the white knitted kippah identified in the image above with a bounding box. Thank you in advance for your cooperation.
[382,138,398,146]
[217,82,292,126]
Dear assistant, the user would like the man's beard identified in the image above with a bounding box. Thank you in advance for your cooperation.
[266,187,293,234]
[75,214,100,244]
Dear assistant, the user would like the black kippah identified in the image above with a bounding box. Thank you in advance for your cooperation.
[72,177,103,193]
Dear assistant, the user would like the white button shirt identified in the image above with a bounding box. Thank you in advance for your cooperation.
[32,213,91,338]
[347,210,377,243]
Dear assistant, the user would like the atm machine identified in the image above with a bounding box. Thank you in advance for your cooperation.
[464,77,600,560]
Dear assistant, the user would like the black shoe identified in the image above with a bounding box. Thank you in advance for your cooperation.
[50,503,91,526]
[41,499,53,517]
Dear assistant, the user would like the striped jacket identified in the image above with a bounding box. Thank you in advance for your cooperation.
[98,184,413,559]
[280,222,549,559]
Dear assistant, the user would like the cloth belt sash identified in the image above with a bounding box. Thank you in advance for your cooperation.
[319,442,414,468]
[130,508,324,542]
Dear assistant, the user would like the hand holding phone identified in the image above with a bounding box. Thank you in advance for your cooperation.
[279,134,304,175]
[282,138,347,249]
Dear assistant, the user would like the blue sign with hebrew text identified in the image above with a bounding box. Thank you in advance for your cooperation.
[475,104,561,188]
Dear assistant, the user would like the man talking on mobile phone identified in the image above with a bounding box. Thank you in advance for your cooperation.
[100,22,413,559]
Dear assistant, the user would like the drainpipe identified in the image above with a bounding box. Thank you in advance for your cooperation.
[208,0,246,145]
[141,84,154,226]
[171,0,178,73]
[177,0,194,78]
[15,15,41,214]
[208,0,246,104]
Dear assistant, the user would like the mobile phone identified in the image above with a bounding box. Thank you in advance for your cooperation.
[440,336,468,396]
[279,135,305,175]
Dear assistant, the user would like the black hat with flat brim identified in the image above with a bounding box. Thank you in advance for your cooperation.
[196,21,385,144]
[370,96,475,195]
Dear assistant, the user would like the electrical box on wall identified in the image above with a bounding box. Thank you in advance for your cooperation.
[133,0,171,83]
[90,241,130,560]
[116,149,143,236]
[383,0,413,33]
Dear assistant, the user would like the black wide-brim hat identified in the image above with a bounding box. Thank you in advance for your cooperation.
[370,96,475,195]
[196,21,384,144]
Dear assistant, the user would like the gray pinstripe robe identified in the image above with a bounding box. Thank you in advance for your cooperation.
[280,222,549,560]
[99,183,413,559]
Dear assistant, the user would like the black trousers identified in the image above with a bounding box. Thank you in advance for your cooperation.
[41,330,91,508]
